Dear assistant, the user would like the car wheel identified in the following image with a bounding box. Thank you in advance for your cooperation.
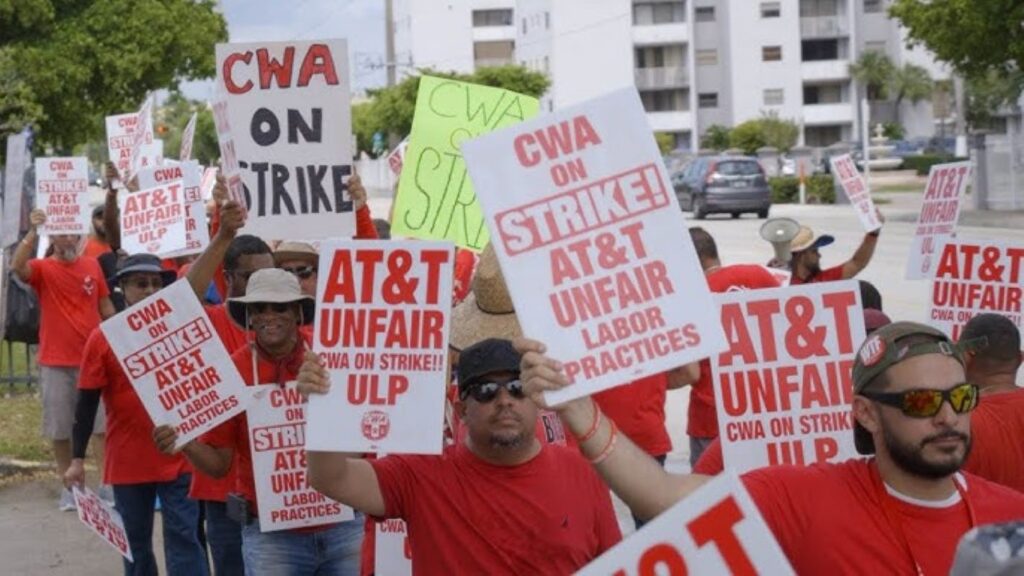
[731,212,740,219]
[693,198,708,220]
[757,208,769,219]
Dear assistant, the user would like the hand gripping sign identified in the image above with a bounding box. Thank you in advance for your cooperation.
[306,239,454,454]
[214,39,355,239]
[136,161,211,258]
[248,382,355,532]
[905,161,971,280]
[462,87,725,405]
[390,76,540,251]
[118,178,188,256]
[712,281,864,473]
[928,238,1024,340]
[829,154,882,233]
[101,280,248,449]
[34,157,90,235]
[72,486,134,562]
[577,473,794,576]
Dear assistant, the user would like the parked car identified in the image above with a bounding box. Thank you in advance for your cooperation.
[671,155,771,219]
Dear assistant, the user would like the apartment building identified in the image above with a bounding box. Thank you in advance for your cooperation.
[389,0,949,150]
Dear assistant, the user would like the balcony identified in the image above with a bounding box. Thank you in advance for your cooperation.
[472,25,516,43]
[634,67,689,90]
[801,60,850,82]
[475,57,515,69]
[631,22,689,45]
[802,103,854,124]
[800,16,849,39]
[646,110,693,132]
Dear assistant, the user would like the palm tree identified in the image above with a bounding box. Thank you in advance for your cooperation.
[849,51,896,101]
[891,63,934,125]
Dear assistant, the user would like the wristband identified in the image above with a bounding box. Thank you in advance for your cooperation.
[577,399,602,444]
[590,421,618,465]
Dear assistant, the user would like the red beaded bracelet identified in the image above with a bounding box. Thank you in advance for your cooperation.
[590,421,618,465]
[577,399,603,444]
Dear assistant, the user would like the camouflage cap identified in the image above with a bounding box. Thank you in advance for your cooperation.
[852,321,967,454]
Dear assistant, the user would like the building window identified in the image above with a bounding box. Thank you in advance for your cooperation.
[802,38,841,61]
[762,46,783,61]
[695,6,715,22]
[472,9,513,27]
[764,89,784,105]
[696,49,718,65]
[800,0,840,17]
[640,89,689,112]
[803,82,846,104]
[633,1,687,25]
[635,44,686,68]
[761,2,781,17]
[805,125,843,147]
[864,0,883,13]
[474,41,515,67]
[698,92,718,108]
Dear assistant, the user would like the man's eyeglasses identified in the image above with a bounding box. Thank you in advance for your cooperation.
[125,278,163,290]
[282,265,317,280]
[461,380,526,403]
[249,302,293,315]
[860,383,979,418]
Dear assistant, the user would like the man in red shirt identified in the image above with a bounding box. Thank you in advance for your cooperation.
[12,208,116,510]
[518,321,1024,575]
[65,254,207,576]
[960,313,1024,492]
[302,338,622,575]
[686,227,780,465]
[789,223,881,285]
[156,269,363,575]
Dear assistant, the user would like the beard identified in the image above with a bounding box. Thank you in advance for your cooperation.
[54,245,79,261]
[488,407,527,449]
[883,425,972,479]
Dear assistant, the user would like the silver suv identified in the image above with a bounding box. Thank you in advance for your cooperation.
[671,156,771,219]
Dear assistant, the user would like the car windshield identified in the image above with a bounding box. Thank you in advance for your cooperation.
[715,161,762,176]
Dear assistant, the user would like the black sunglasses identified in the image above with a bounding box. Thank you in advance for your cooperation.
[124,277,163,290]
[461,380,526,403]
[861,383,979,418]
[249,302,293,314]
[282,265,317,280]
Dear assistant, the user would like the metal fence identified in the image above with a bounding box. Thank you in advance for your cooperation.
[0,340,37,390]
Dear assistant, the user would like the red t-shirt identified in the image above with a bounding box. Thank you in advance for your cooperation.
[692,436,723,475]
[744,459,1024,575]
[689,264,780,438]
[790,264,845,285]
[594,373,671,457]
[28,256,110,367]
[78,329,188,485]
[189,304,252,501]
[370,443,621,575]
[964,388,1024,493]
[82,236,110,259]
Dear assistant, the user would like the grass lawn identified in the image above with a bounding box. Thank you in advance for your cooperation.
[874,183,925,194]
[0,390,49,462]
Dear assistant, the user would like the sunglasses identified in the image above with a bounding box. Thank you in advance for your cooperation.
[249,302,294,314]
[282,265,317,280]
[861,383,979,418]
[461,380,526,403]
[124,277,164,290]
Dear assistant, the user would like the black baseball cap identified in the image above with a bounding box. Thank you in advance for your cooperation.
[114,254,178,287]
[457,338,521,396]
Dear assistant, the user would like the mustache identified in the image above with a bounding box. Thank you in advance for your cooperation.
[491,408,521,423]
[922,430,968,445]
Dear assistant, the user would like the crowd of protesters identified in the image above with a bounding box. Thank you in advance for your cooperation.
[14,157,1021,576]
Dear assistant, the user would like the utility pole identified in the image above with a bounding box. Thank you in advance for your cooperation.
[385,0,396,87]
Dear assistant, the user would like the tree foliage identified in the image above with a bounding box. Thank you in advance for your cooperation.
[654,132,674,154]
[700,124,731,151]
[0,0,227,152]
[890,0,1024,78]
[156,92,220,166]
[965,70,1024,129]
[849,51,897,100]
[729,113,799,155]
[353,65,550,156]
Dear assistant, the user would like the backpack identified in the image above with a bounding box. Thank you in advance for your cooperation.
[5,271,40,344]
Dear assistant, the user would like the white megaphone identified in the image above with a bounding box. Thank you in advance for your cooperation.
[760,217,801,265]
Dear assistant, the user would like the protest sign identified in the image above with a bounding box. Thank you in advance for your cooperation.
[211,95,246,210]
[118,177,188,256]
[306,239,454,453]
[248,382,355,532]
[180,112,198,161]
[200,166,219,200]
[712,281,863,473]
[72,486,133,561]
[376,518,412,575]
[578,473,794,575]
[101,280,248,448]
[34,157,90,235]
[128,96,155,178]
[214,39,354,239]
[106,112,157,181]
[829,154,881,232]
[928,238,1024,340]
[391,76,540,251]
[386,138,408,177]
[462,87,725,405]
[905,161,971,280]
[3,131,29,247]
[136,161,210,257]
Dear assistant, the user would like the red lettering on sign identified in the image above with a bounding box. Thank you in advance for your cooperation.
[686,497,758,576]
[513,115,602,167]
[223,44,340,95]
[126,299,172,331]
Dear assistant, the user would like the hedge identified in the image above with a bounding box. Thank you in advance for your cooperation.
[901,155,968,176]
[769,175,836,204]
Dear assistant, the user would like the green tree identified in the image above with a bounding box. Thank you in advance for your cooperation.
[729,121,766,155]
[654,132,674,154]
[353,65,550,156]
[849,51,896,100]
[700,124,731,150]
[964,69,1024,129]
[729,113,799,155]
[890,0,1024,78]
[0,0,227,152]
[890,63,934,124]
[156,92,219,165]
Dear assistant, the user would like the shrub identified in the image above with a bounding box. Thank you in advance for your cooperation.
[807,174,836,204]
[769,176,800,203]
[768,175,836,204]
[901,154,967,176]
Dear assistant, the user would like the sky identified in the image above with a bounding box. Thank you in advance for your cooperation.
[181,0,387,100]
